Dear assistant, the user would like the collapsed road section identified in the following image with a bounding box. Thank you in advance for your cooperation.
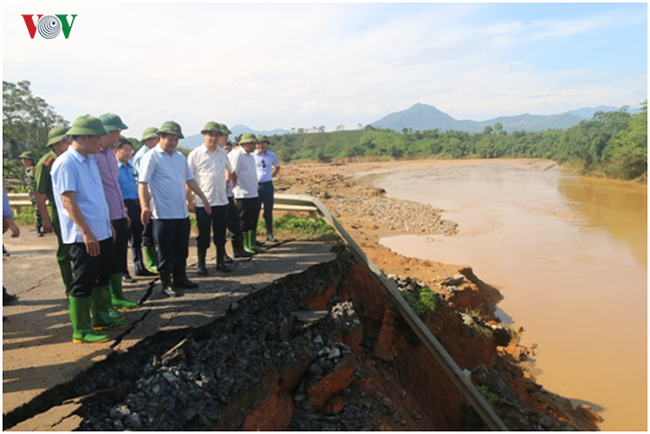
[4,246,601,431]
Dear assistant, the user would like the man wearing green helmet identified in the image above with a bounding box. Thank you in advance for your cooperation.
[138,121,212,297]
[132,127,161,275]
[34,126,74,296]
[50,115,127,344]
[19,150,43,236]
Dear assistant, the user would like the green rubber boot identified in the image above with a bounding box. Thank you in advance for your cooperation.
[91,286,128,330]
[243,230,256,255]
[69,296,109,344]
[143,245,159,273]
[109,273,139,310]
[248,230,265,254]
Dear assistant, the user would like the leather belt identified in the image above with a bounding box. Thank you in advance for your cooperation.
[259,180,272,185]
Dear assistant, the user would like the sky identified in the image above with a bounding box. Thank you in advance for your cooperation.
[2,2,647,138]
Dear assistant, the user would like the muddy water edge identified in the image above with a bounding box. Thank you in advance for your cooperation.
[360,159,647,431]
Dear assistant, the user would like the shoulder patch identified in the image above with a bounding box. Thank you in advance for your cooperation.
[43,156,55,167]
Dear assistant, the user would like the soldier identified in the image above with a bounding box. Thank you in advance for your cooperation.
[138,121,212,297]
[34,127,74,296]
[229,133,264,255]
[254,134,281,242]
[93,113,139,313]
[51,115,127,344]
[187,122,233,275]
[19,151,43,236]
[132,127,160,274]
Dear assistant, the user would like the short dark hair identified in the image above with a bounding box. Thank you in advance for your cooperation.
[115,138,133,150]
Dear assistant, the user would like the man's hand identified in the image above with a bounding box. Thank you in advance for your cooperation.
[141,208,152,226]
[82,230,100,256]
[202,197,212,215]
[42,219,53,233]
[188,202,196,214]
[125,212,131,229]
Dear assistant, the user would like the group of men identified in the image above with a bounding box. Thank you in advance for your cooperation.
[23,114,280,344]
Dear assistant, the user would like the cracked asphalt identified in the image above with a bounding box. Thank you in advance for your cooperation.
[2,226,337,424]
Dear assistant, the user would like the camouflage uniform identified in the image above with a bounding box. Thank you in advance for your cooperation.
[23,164,43,235]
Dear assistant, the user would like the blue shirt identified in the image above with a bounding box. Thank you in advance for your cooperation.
[51,146,112,244]
[253,150,280,183]
[3,189,13,218]
[132,145,151,181]
[138,145,194,219]
[117,160,139,201]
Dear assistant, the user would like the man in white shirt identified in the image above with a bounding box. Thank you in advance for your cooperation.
[138,121,211,297]
[254,134,281,243]
[187,122,233,275]
[229,133,264,255]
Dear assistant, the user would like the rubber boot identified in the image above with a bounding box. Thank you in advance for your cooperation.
[160,272,179,297]
[232,235,253,258]
[242,230,256,255]
[215,244,231,272]
[143,245,159,273]
[69,296,109,344]
[197,248,208,276]
[248,230,265,254]
[266,221,278,242]
[91,286,128,330]
[173,265,199,289]
[109,273,139,310]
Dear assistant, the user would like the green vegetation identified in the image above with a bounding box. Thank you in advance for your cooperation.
[477,385,499,408]
[394,286,437,319]
[258,214,339,241]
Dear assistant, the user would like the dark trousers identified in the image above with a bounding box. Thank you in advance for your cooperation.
[257,181,275,227]
[51,208,73,290]
[69,238,113,297]
[124,200,146,273]
[142,220,154,247]
[237,197,259,233]
[152,218,190,274]
[227,196,242,238]
[111,217,129,275]
[196,205,228,264]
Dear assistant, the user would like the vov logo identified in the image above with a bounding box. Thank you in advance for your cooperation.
[22,15,77,39]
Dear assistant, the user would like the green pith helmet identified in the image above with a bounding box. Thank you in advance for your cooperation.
[46,126,69,147]
[239,132,258,144]
[218,123,232,135]
[158,121,184,139]
[141,127,159,141]
[201,121,222,134]
[19,151,36,161]
[66,115,108,137]
[257,134,270,144]
[99,113,128,132]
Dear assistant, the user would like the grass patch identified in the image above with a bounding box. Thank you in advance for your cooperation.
[477,385,499,408]
[258,214,339,241]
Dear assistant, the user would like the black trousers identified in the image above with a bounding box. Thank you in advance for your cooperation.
[69,238,113,297]
[227,196,242,238]
[152,218,190,274]
[111,217,129,275]
[236,197,259,233]
[124,200,146,274]
[196,205,228,264]
[257,181,275,226]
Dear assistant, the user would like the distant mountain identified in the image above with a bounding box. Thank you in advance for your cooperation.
[563,106,640,119]
[179,125,292,150]
[370,103,639,133]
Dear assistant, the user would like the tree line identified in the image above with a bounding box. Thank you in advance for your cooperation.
[4,80,646,187]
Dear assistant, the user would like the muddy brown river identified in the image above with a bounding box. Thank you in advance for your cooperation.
[365,159,646,431]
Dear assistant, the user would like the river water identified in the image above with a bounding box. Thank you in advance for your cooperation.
[363,159,646,431]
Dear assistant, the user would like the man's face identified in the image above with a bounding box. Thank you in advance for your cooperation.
[101,130,121,149]
[114,144,134,164]
[203,131,220,148]
[159,134,179,153]
[224,144,232,153]
[20,158,33,167]
[52,139,72,156]
[144,136,159,149]
[241,142,257,154]
[257,142,269,154]
[217,134,228,147]
[78,135,102,155]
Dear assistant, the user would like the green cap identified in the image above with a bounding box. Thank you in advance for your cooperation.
[158,121,184,139]
[201,121,222,134]
[66,115,109,136]
[99,113,128,132]
[19,151,36,161]
[46,126,69,147]
[239,132,258,144]
[218,123,232,135]
[141,127,159,141]
[257,134,270,144]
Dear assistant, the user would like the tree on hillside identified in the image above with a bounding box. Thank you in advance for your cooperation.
[3,80,69,182]
[602,101,647,180]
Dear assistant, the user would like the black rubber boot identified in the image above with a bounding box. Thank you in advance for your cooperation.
[266,221,278,242]
[160,272,178,297]
[197,248,208,276]
[232,235,253,258]
[173,266,199,289]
